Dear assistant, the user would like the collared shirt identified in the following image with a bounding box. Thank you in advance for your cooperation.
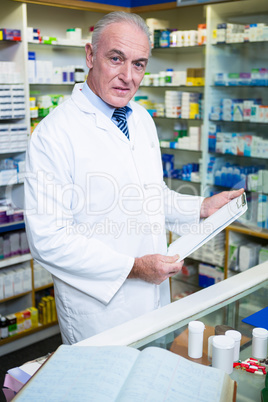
[81,82,132,128]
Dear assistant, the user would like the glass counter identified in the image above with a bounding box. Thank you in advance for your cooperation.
[76,263,268,402]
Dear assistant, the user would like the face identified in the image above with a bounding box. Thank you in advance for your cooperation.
[85,22,150,108]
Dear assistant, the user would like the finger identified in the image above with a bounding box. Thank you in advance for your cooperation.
[228,188,244,200]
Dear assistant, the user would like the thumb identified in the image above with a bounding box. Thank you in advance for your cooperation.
[165,254,180,263]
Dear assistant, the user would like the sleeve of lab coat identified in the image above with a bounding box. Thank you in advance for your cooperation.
[163,182,205,236]
[24,121,134,306]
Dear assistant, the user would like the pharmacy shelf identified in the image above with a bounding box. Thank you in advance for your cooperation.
[152,45,205,54]
[168,178,201,185]
[29,82,74,86]
[224,223,268,279]
[154,116,203,121]
[140,85,204,90]
[210,151,268,160]
[1,290,32,303]
[28,41,85,49]
[0,321,58,347]
[210,120,268,126]
[226,223,268,240]
[210,184,268,196]
[0,40,21,44]
[0,221,25,234]
[0,253,31,269]
[161,146,202,152]
[212,85,268,88]
[34,283,54,292]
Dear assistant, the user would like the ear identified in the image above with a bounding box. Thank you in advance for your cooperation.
[85,43,94,69]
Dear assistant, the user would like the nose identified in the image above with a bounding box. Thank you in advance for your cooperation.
[118,62,132,83]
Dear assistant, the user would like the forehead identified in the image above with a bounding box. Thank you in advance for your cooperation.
[99,22,150,57]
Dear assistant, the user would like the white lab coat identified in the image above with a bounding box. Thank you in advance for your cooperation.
[25,83,203,344]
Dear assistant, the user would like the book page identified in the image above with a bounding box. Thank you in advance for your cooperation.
[117,347,231,402]
[14,345,139,401]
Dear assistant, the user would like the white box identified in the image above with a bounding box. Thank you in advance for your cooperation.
[2,269,14,298]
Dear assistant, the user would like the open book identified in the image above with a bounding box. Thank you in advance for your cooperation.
[167,192,247,261]
[14,345,236,401]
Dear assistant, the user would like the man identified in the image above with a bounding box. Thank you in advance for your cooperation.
[24,12,243,344]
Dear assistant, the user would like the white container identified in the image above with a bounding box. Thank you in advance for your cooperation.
[207,335,215,361]
[212,335,235,374]
[188,320,205,358]
[225,330,242,361]
[252,327,268,359]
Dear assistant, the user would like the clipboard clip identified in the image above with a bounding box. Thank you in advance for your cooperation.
[236,193,246,209]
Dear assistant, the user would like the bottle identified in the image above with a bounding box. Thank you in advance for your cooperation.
[0,316,8,339]
[165,69,173,86]
[225,330,241,361]
[212,335,235,374]
[252,327,268,359]
[74,66,85,83]
[188,320,205,358]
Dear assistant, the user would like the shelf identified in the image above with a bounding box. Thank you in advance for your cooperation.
[226,223,268,240]
[210,184,268,195]
[152,45,205,53]
[209,151,268,160]
[0,321,58,346]
[0,290,32,303]
[140,85,204,90]
[165,177,201,184]
[29,82,74,86]
[28,41,85,49]
[0,253,31,269]
[0,40,21,45]
[212,85,268,88]
[210,119,268,125]
[213,41,268,47]
[0,221,25,234]
[154,116,202,121]
[34,283,54,292]
[161,146,201,152]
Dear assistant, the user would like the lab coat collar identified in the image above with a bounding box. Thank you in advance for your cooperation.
[71,83,138,145]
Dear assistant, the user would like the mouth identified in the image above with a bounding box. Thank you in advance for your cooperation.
[113,87,130,94]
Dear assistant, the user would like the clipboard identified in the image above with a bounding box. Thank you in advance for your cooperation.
[167,193,247,262]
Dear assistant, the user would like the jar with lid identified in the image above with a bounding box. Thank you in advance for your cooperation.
[252,327,268,359]
[74,66,85,83]
[165,69,173,86]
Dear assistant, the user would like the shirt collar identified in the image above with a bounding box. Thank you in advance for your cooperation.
[81,81,132,119]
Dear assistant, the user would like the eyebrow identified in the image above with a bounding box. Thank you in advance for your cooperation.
[106,49,148,64]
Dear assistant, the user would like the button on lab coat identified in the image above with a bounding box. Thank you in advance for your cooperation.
[25,83,203,344]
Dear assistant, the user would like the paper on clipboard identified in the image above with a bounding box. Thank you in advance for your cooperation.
[167,193,247,262]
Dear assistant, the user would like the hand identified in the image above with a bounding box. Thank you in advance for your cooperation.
[128,254,183,285]
[200,188,244,219]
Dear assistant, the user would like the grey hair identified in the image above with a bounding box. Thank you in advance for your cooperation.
[92,11,152,55]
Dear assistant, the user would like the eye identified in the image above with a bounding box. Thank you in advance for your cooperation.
[110,56,122,64]
[134,62,145,71]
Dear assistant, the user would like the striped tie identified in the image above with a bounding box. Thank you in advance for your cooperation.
[112,107,129,140]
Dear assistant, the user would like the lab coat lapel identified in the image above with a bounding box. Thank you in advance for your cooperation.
[72,83,131,145]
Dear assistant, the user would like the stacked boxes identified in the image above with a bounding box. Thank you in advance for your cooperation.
[0,262,32,300]
[0,62,22,84]
[0,29,21,41]
[0,156,25,186]
[186,68,205,86]
[0,124,28,153]
[212,22,268,44]
[0,85,26,119]
[165,91,202,119]
[38,295,57,325]
[0,307,39,338]
[208,124,268,158]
